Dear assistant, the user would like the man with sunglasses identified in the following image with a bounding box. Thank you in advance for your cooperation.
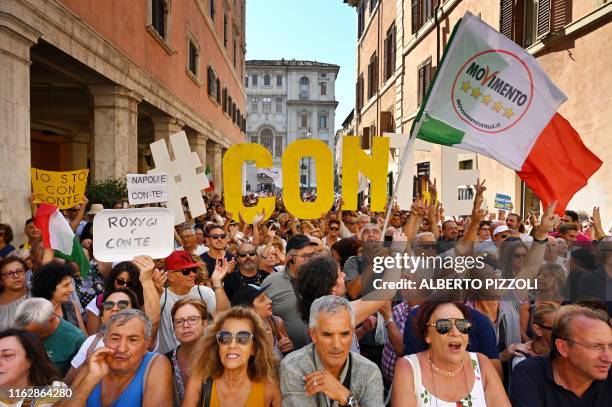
[200,224,236,279]
[222,242,269,301]
[157,250,230,354]
[511,305,612,407]
[323,219,342,248]
[262,234,319,350]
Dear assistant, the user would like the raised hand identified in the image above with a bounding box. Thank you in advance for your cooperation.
[86,347,114,382]
[427,177,438,201]
[211,257,230,287]
[133,255,155,282]
[535,201,558,240]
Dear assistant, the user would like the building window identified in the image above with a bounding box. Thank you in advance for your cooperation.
[417,57,432,107]
[264,75,271,86]
[300,113,308,128]
[251,97,258,113]
[320,82,327,96]
[209,0,215,21]
[260,129,274,153]
[367,52,378,99]
[236,108,240,125]
[459,159,474,170]
[232,102,236,121]
[318,113,328,129]
[207,66,218,99]
[384,23,396,81]
[275,97,282,113]
[228,95,233,116]
[276,75,282,86]
[244,76,248,87]
[222,88,228,113]
[263,97,272,113]
[223,14,228,48]
[275,136,283,157]
[356,73,364,111]
[188,39,198,76]
[215,78,221,103]
[357,1,365,38]
[252,75,258,86]
[299,77,310,100]
[151,0,167,38]
[458,186,474,201]
[412,0,434,34]
[233,34,237,67]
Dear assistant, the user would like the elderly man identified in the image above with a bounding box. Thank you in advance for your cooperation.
[262,234,319,350]
[344,224,381,300]
[280,295,383,406]
[177,225,207,256]
[15,297,85,377]
[58,309,173,407]
[510,305,611,406]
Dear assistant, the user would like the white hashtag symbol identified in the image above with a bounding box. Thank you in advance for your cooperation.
[148,131,209,224]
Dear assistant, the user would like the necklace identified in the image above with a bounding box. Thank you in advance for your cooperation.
[428,352,469,407]
[428,353,464,377]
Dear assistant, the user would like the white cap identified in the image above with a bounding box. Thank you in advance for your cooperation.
[493,225,510,236]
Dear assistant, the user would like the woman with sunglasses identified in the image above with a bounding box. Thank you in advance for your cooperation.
[0,257,30,331]
[63,287,139,384]
[84,261,144,334]
[511,301,560,370]
[392,301,510,406]
[166,297,209,404]
[183,307,281,407]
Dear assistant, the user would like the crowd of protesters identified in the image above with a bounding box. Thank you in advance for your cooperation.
[0,178,610,406]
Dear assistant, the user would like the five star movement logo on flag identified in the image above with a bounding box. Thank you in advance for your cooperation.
[451,50,534,134]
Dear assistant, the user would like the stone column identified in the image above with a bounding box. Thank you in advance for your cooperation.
[89,85,141,181]
[187,132,208,173]
[0,13,40,241]
[206,142,223,194]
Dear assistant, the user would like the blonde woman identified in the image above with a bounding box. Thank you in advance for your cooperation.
[183,307,281,406]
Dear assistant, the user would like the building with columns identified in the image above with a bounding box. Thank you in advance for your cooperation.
[344,0,612,228]
[245,59,339,192]
[0,0,246,240]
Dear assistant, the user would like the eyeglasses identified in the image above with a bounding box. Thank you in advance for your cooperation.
[173,315,202,327]
[561,338,612,353]
[174,268,198,276]
[499,234,510,239]
[103,300,130,310]
[512,253,527,259]
[1,268,26,278]
[115,278,130,287]
[216,330,254,345]
[293,252,316,261]
[238,250,257,258]
[329,227,339,231]
[428,318,472,335]
[536,324,552,331]
[209,234,227,240]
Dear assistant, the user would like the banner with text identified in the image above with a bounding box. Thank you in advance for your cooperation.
[92,208,174,262]
[127,173,168,205]
[494,193,513,211]
[31,168,89,209]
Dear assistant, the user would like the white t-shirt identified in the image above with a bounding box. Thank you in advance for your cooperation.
[157,285,216,354]
[177,245,209,256]
[71,334,105,369]
[86,296,100,317]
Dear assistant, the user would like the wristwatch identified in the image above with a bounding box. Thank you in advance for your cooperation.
[339,394,357,407]
[384,318,395,328]
[212,282,224,290]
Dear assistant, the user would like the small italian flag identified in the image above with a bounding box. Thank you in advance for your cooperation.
[205,164,215,192]
[34,203,90,277]
[414,12,601,213]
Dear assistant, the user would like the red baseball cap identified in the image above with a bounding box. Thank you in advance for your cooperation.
[165,250,199,271]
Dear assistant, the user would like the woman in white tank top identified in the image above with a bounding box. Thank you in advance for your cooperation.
[391,302,510,407]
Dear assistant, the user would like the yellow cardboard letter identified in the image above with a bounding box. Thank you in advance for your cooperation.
[341,136,389,211]
[223,144,275,223]
[282,140,334,219]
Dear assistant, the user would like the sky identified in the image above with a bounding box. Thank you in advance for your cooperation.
[246,0,356,132]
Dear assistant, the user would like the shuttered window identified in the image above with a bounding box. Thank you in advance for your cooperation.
[368,52,378,99]
[536,0,551,38]
[356,74,364,112]
[417,57,432,107]
[384,23,396,81]
[361,126,371,150]
[152,0,166,38]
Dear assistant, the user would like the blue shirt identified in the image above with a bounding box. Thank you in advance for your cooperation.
[402,305,499,359]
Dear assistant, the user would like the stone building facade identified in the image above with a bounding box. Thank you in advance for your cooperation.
[345,0,612,227]
[0,0,247,240]
[245,60,339,192]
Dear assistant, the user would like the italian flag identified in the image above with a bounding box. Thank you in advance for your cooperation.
[414,12,601,213]
[34,203,90,277]
[205,164,215,192]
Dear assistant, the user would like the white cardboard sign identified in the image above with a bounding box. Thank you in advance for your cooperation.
[127,173,168,205]
[93,208,175,262]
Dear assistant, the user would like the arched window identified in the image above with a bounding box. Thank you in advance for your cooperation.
[299,77,310,100]
[264,74,271,86]
[260,129,274,153]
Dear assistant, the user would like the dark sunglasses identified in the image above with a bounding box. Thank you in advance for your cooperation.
[428,318,472,335]
[115,278,130,287]
[238,250,257,258]
[103,300,130,310]
[329,227,339,231]
[499,233,510,239]
[216,330,254,345]
[175,268,198,276]
[209,234,227,240]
